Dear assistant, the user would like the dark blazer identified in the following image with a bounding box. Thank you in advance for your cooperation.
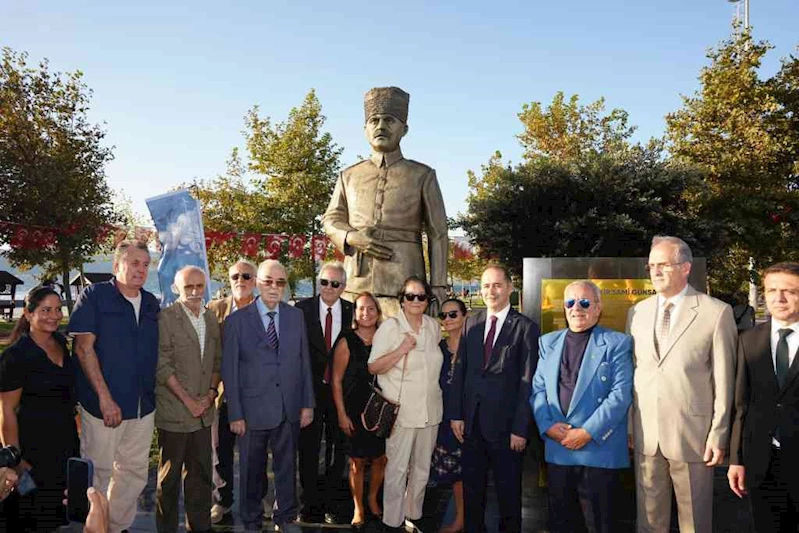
[730,320,799,488]
[450,308,539,441]
[221,301,315,430]
[295,296,353,389]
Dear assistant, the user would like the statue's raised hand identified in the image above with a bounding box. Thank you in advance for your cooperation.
[346,229,393,260]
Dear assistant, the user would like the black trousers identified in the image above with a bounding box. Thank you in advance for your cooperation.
[297,384,347,512]
[462,414,524,533]
[750,447,799,533]
[546,463,620,533]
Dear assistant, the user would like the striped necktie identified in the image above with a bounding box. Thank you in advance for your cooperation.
[266,311,279,351]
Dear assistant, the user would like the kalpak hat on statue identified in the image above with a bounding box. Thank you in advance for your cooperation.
[364,86,409,123]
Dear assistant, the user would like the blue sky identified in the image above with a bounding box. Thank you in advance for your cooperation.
[3,0,798,223]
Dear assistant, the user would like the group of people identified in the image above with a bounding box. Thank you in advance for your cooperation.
[0,233,796,533]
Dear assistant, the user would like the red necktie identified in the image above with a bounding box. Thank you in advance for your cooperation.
[484,315,498,367]
[323,307,333,383]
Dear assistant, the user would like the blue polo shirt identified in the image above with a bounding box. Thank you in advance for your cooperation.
[68,278,160,420]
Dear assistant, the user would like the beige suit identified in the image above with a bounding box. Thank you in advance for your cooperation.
[626,285,737,533]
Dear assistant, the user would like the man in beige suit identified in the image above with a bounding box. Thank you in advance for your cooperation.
[155,266,222,533]
[626,236,737,533]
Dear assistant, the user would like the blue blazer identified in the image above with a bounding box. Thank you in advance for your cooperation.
[221,301,315,430]
[531,326,633,468]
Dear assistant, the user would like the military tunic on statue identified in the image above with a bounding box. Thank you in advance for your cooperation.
[322,148,448,304]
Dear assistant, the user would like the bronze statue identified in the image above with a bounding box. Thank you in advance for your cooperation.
[322,87,448,316]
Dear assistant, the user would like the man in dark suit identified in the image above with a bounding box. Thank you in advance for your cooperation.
[208,259,257,524]
[221,260,315,533]
[450,265,539,533]
[294,262,353,523]
[729,261,799,532]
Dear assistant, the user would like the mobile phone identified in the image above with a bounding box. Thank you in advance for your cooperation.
[67,457,94,523]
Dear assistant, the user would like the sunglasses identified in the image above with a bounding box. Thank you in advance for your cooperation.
[230,273,252,281]
[565,298,592,309]
[404,293,428,302]
[320,279,342,289]
[438,310,460,320]
[258,278,288,288]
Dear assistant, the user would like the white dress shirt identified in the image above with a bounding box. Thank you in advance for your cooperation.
[770,319,799,447]
[484,304,512,347]
[319,297,342,344]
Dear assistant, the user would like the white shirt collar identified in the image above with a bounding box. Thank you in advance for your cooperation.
[771,319,799,336]
[488,304,512,325]
[256,298,279,316]
[179,301,205,319]
[657,284,689,309]
[319,297,342,315]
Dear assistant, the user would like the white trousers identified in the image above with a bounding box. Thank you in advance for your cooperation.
[80,407,155,533]
[383,424,438,528]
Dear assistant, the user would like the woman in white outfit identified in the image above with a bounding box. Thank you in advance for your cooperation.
[368,276,443,533]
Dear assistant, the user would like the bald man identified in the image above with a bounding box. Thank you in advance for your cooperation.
[155,266,222,533]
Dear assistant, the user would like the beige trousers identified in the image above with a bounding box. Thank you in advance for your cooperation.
[383,424,438,528]
[80,407,155,533]
[635,449,714,533]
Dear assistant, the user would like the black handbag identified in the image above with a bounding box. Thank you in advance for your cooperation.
[361,338,408,439]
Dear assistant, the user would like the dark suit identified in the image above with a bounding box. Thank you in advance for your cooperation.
[294,296,353,515]
[450,308,539,533]
[221,301,315,530]
[730,320,799,532]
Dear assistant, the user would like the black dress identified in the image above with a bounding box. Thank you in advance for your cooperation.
[428,340,462,486]
[0,333,79,533]
[336,330,385,459]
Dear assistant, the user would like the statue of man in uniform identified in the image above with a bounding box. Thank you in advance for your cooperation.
[322,87,448,316]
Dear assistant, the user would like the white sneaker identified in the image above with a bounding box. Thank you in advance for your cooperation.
[210,503,232,524]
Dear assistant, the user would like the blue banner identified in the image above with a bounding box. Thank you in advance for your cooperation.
[146,189,212,307]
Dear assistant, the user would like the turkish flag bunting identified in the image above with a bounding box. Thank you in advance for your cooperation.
[10,227,30,249]
[264,234,286,259]
[288,234,306,259]
[311,235,328,262]
[240,233,261,257]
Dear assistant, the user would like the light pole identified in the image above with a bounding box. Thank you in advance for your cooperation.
[728,0,750,29]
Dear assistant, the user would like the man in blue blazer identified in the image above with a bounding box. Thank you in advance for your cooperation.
[531,280,633,533]
[450,265,539,533]
[221,260,315,533]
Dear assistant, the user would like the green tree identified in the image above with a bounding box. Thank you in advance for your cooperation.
[459,145,714,275]
[666,28,799,292]
[192,90,342,292]
[0,48,118,311]
[517,92,636,164]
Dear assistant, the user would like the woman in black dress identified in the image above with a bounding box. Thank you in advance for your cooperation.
[331,292,387,529]
[0,286,79,532]
[429,298,467,533]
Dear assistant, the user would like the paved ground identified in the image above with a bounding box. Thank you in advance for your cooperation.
[126,451,755,533]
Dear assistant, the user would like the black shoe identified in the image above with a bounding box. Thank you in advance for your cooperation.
[297,509,323,523]
[324,511,345,525]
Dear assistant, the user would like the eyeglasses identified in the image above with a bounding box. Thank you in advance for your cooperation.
[438,310,460,320]
[258,278,288,288]
[565,298,592,309]
[404,293,428,302]
[645,262,684,272]
[230,273,252,281]
[320,279,342,289]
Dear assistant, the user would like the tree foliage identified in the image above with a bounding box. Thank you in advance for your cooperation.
[191,90,342,290]
[0,47,118,310]
[459,145,715,275]
[666,29,799,292]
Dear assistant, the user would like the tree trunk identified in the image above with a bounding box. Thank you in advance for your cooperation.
[61,263,74,315]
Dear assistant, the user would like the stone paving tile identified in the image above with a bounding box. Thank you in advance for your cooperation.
[127,455,754,533]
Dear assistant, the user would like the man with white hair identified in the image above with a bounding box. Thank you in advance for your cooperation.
[154,266,222,533]
[627,236,737,533]
[222,260,314,533]
[295,262,353,523]
[532,280,633,533]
